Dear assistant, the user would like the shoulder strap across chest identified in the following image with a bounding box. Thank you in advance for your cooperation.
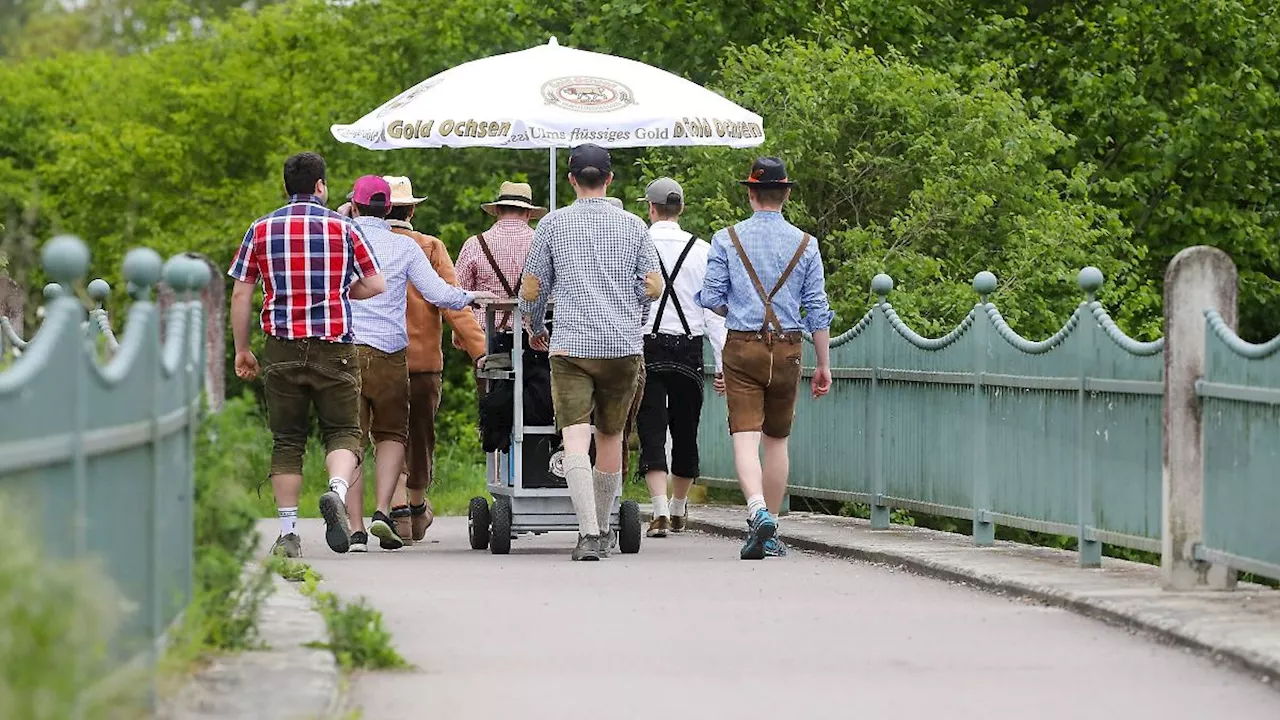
[725,225,811,334]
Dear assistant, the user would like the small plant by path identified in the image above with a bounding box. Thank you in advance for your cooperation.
[273,557,410,671]
[306,592,410,671]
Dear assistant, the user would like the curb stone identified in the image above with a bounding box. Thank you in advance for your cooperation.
[158,571,344,720]
[689,506,1280,689]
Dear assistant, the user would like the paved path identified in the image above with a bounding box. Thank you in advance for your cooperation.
[293,517,1280,720]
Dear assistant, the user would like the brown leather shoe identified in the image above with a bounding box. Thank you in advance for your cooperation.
[670,514,687,533]
[647,515,670,538]
[410,499,434,541]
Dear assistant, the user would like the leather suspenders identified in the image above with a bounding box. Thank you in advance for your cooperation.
[725,225,811,334]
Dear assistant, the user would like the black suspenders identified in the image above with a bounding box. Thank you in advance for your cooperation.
[651,234,700,338]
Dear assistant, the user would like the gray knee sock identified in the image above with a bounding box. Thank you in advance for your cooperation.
[564,453,599,536]
[593,468,621,533]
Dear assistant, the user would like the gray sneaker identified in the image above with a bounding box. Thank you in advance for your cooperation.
[572,534,602,561]
[271,533,302,558]
[599,529,616,558]
[318,490,351,554]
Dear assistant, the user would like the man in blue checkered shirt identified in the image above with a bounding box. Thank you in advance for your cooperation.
[520,143,662,561]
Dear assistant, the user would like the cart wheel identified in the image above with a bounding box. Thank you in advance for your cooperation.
[468,497,491,550]
[490,496,512,555]
[619,500,641,554]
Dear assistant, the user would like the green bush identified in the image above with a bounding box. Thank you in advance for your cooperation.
[0,510,141,719]
[177,395,275,654]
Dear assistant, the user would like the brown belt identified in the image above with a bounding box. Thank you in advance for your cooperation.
[727,329,802,345]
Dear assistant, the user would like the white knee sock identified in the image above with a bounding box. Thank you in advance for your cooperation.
[564,454,599,536]
[594,468,621,533]
[746,494,767,518]
[652,495,671,519]
[278,506,298,536]
[328,477,349,502]
[670,497,687,517]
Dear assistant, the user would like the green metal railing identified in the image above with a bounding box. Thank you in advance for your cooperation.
[0,235,211,702]
[1197,310,1280,581]
[700,267,1167,568]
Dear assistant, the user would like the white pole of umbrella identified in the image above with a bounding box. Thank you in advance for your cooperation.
[548,147,557,212]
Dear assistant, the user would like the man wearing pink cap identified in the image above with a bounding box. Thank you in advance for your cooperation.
[344,175,496,551]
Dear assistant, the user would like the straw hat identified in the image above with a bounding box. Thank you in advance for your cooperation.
[383,176,427,206]
[481,181,547,218]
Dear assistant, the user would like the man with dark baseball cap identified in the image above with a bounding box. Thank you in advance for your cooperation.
[520,143,661,560]
[697,156,834,560]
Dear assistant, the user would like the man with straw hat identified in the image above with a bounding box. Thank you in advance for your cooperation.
[344,176,488,550]
[456,181,546,389]
[698,156,834,560]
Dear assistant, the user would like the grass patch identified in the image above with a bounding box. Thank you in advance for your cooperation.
[307,592,411,671]
[273,555,410,671]
[266,555,322,584]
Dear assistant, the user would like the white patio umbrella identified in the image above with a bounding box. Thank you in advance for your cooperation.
[330,37,764,210]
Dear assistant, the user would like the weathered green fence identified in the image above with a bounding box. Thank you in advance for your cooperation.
[0,235,211,701]
[699,247,1279,586]
[1199,310,1280,581]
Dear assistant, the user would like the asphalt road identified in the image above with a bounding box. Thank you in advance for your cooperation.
[292,517,1280,720]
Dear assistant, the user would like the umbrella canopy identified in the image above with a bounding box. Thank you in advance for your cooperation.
[330,38,764,151]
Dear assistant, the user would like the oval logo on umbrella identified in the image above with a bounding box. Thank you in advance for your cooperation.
[541,76,635,113]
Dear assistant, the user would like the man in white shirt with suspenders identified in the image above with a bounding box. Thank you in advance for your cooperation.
[634,177,726,537]
[698,157,835,560]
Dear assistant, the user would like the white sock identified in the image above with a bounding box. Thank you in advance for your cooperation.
[564,454,600,536]
[652,495,670,519]
[746,494,767,518]
[670,497,687,517]
[328,477,349,502]
[593,468,622,534]
[278,506,298,536]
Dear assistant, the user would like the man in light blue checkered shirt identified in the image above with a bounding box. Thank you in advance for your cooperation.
[346,176,495,552]
[698,156,834,561]
[519,143,661,560]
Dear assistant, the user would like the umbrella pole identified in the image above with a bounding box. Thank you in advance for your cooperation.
[548,147,557,212]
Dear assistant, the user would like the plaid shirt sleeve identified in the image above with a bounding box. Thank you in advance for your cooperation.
[227,225,259,283]
[347,222,381,281]
[800,240,835,333]
[455,237,479,291]
[520,219,554,334]
[696,228,730,312]
[634,227,659,307]
[406,246,472,311]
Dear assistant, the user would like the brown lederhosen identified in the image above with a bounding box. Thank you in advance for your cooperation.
[721,226,811,437]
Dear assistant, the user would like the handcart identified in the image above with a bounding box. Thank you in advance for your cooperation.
[467,298,642,555]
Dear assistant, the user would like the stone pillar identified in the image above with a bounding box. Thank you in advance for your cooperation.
[0,273,22,329]
[1162,246,1239,590]
[193,255,225,413]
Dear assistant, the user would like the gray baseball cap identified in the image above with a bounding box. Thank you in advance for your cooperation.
[639,177,684,205]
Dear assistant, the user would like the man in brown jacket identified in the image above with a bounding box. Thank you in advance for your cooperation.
[346,176,488,551]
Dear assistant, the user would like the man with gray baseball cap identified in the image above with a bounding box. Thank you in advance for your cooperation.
[634,177,726,538]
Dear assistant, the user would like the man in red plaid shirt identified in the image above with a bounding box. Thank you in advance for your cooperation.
[229,151,387,558]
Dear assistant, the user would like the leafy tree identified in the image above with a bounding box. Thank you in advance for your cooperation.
[643,39,1146,339]
[811,0,1280,338]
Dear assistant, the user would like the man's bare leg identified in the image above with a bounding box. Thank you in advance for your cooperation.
[368,441,407,549]
[761,434,789,514]
[733,431,775,559]
[346,465,366,533]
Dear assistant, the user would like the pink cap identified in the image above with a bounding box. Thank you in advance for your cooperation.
[351,175,391,205]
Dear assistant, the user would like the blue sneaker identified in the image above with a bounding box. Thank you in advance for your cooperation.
[764,536,788,557]
[740,508,777,560]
